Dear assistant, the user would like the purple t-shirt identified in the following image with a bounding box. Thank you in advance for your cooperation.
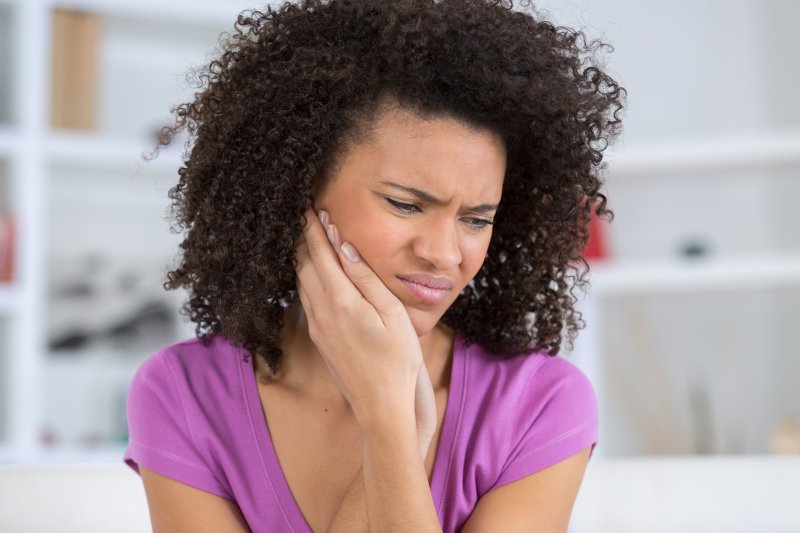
[124,332,597,532]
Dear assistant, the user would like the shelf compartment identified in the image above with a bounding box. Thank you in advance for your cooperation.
[49,6,233,143]
[597,286,800,456]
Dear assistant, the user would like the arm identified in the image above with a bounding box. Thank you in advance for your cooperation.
[360,406,441,532]
[298,209,441,532]
[327,424,435,532]
[460,447,592,533]
[139,466,250,533]
[327,365,437,533]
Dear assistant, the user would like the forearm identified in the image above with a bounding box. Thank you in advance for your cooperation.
[327,433,433,533]
[361,407,441,533]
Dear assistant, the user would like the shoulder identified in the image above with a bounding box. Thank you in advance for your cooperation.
[124,336,250,499]
[126,335,250,441]
[131,335,245,394]
[459,340,598,485]
[463,340,596,415]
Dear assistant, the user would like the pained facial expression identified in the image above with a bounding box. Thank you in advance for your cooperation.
[313,106,506,337]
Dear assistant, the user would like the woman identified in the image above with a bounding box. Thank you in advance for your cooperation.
[123,0,624,531]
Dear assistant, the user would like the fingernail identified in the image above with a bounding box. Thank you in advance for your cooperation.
[325,224,335,246]
[318,210,329,226]
[341,242,360,262]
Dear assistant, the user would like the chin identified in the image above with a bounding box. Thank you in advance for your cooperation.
[404,305,446,338]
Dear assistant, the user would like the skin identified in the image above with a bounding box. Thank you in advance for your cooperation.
[292,104,506,414]
[139,105,592,532]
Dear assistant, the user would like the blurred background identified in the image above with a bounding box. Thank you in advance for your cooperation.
[0,0,798,531]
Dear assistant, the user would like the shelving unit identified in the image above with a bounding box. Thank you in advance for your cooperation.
[0,0,241,463]
[0,0,798,463]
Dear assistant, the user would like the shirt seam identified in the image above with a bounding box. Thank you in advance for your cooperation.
[436,340,469,517]
[503,417,596,465]
[130,438,215,473]
[238,346,298,533]
[505,356,538,464]
[162,354,201,449]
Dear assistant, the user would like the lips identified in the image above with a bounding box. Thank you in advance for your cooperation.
[398,278,450,305]
[396,273,454,290]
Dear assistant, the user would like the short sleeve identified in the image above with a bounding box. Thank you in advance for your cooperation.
[491,358,598,491]
[123,350,230,499]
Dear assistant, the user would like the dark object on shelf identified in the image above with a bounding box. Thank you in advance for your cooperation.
[50,299,174,351]
[49,254,179,352]
[680,238,710,259]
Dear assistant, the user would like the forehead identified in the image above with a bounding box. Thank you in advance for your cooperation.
[351,107,507,201]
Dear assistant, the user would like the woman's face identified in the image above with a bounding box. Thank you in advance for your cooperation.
[313,106,506,337]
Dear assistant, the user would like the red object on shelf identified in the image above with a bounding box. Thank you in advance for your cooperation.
[583,208,608,261]
[0,214,15,282]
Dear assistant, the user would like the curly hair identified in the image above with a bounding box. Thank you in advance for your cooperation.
[159,0,625,374]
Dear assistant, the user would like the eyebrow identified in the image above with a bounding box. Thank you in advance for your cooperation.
[379,180,499,213]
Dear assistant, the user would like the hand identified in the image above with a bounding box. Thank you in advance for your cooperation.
[295,208,425,429]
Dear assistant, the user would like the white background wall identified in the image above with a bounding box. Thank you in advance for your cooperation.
[0,0,798,458]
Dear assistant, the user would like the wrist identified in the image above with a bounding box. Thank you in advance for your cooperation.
[357,401,416,441]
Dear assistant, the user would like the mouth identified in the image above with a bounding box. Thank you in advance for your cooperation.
[396,274,453,305]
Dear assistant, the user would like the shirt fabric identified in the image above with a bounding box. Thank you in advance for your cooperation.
[123,332,597,532]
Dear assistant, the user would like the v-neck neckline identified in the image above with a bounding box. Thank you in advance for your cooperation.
[239,331,469,532]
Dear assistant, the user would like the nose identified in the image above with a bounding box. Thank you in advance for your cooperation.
[412,217,462,270]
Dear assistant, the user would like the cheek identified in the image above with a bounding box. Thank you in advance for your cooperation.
[338,213,408,268]
[461,234,492,275]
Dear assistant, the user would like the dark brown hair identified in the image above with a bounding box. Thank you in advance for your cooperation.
[159,0,625,373]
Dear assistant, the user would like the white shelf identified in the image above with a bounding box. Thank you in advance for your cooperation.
[37,443,128,463]
[47,0,244,26]
[46,131,183,173]
[0,444,14,462]
[588,251,800,296]
[38,127,800,179]
[608,129,800,178]
[0,283,19,312]
[0,443,128,464]
[0,126,18,157]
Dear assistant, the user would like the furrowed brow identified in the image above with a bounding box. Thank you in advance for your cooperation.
[380,180,499,213]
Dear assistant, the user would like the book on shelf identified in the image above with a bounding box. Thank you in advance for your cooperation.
[0,213,14,282]
[50,9,101,131]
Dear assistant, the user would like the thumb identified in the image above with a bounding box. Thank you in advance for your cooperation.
[338,240,402,316]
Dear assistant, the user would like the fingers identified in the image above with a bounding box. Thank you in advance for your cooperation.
[299,208,361,301]
[310,208,407,319]
[335,237,404,319]
[295,237,322,339]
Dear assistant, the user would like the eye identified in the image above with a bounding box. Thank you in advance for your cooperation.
[386,198,421,213]
[386,197,494,231]
[463,217,494,231]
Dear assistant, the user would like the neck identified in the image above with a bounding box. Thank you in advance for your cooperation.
[258,302,454,399]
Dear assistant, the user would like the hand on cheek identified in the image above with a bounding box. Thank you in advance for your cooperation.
[295,208,433,432]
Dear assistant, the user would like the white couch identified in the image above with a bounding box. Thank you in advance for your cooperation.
[0,463,150,532]
[1,456,798,532]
